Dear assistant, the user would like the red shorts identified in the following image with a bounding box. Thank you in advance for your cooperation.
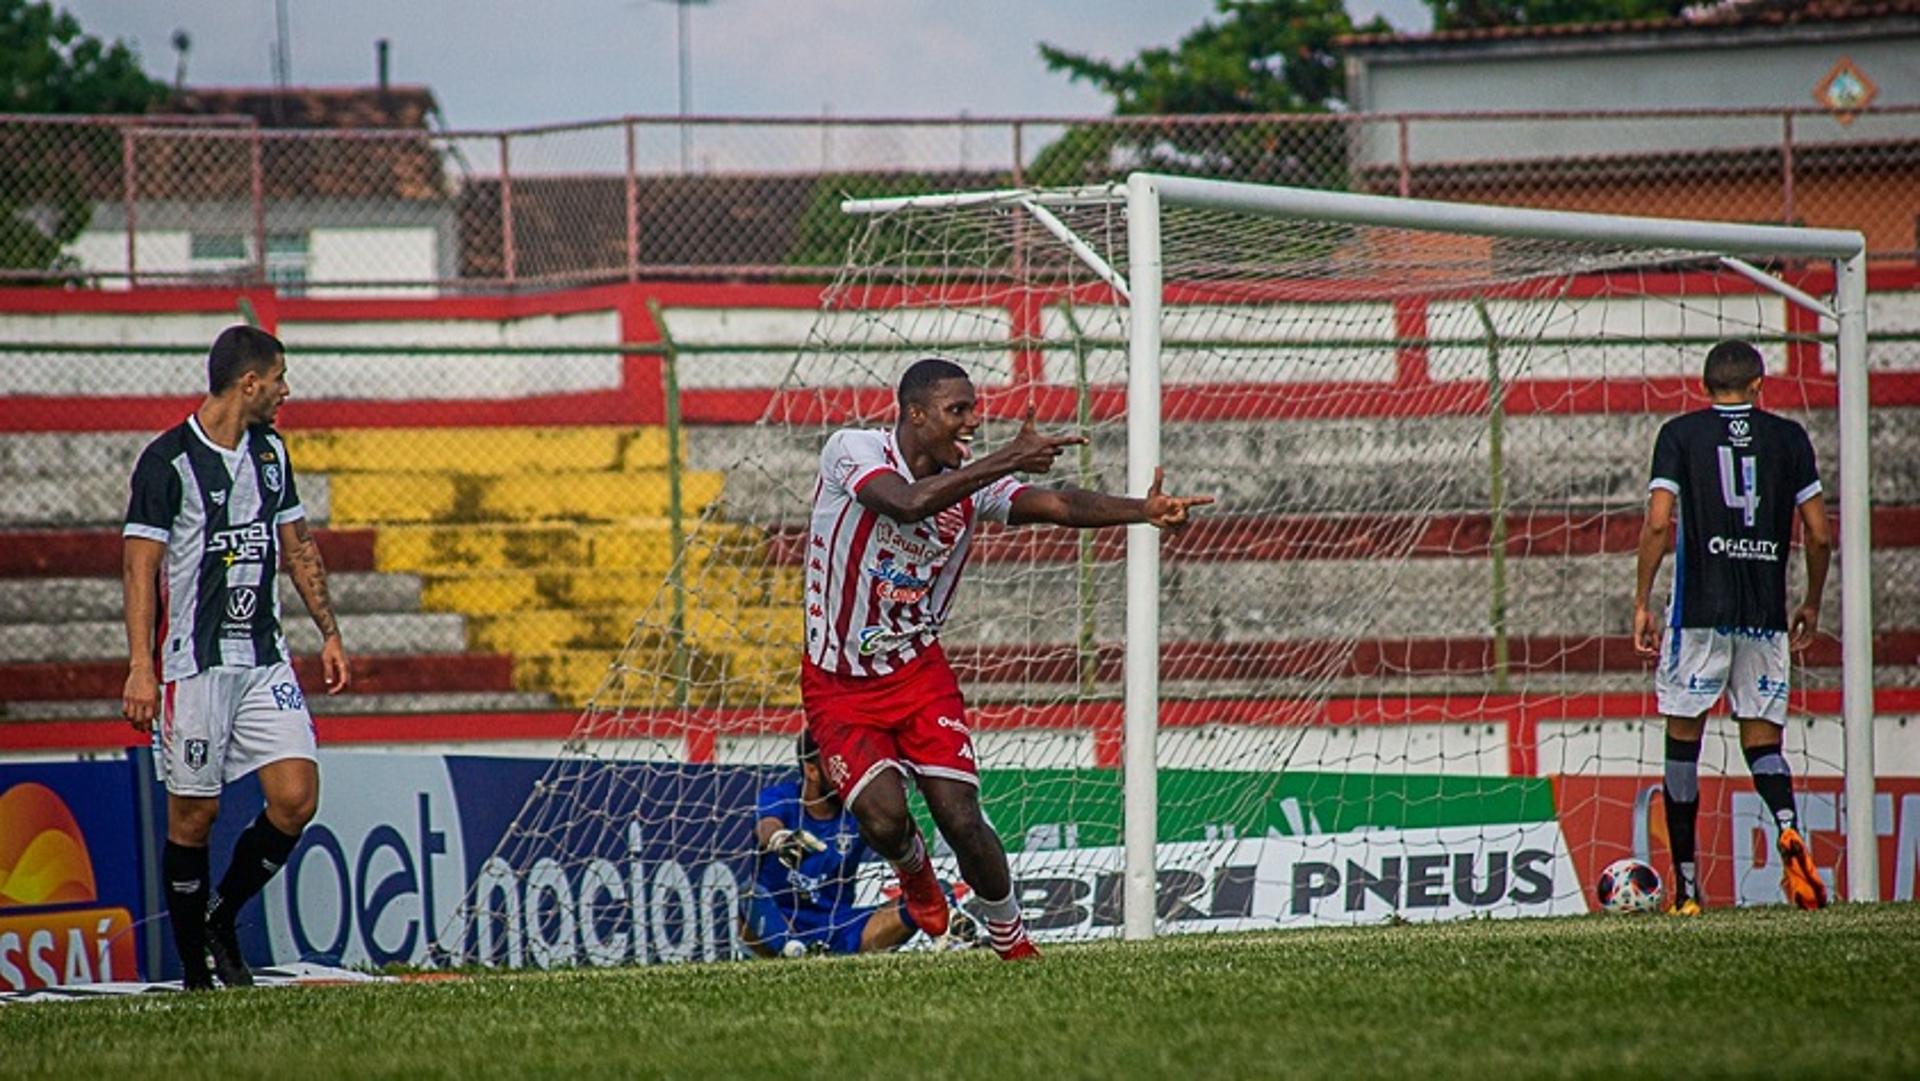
[801,645,977,804]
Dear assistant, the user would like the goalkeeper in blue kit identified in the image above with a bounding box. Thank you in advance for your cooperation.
[740,732,969,956]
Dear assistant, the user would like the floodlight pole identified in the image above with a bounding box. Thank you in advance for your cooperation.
[1122,173,1163,941]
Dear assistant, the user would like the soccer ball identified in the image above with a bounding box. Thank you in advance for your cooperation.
[1594,858,1665,913]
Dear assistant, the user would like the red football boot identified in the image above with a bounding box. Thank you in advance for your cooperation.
[898,861,950,938]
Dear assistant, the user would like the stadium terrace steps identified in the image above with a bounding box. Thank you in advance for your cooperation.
[3,691,558,723]
[0,473,335,527]
[284,426,681,475]
[0,572,419,624]
[0,653,516,702]
[282,425,742,706]
[512,646,800,707]
[688,411,1920,524]
[465,605,799,654]
[0,613,469,664]
[417,566,801,615]
[0,527,377,578]
[372,521,764,574]
[325,471,725,525]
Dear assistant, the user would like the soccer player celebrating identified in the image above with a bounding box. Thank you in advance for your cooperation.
[803,357,1211,960]
[739,732,964,957]
[121,325,350,990]
[1632,339,1832,914]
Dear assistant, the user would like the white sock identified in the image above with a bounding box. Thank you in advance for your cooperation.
[891,833,927,877]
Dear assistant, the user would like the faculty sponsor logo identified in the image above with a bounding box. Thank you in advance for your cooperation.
[1707,536,1780,561]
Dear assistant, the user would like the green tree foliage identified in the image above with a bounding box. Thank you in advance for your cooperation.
[0,0,167,279]
[1032,0,1387,190]
[1425,0,1688,31]
[1040,0,1379,116]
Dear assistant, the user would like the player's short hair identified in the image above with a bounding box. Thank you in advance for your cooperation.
[1703,340,1764,394]
[897,357,970,412]
[797,729,820,766]
[208,324,286,395]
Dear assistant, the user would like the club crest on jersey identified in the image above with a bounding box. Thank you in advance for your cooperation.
[184,739,208,770]
[209,488,228,506]
[825,755,850,787]
[225,587,258,622]
[262,463,282,493]
[835,831,856,855]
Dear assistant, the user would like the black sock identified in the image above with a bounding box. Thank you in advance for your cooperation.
[1663,735,1702,899]
[208,813,302,930]
[1742,742,1800,835]
[163,842,211,979]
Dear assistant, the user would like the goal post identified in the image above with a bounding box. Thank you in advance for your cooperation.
[843,172,1876,925]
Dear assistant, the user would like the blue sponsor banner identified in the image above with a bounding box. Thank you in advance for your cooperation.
[0,760,145,989]
[141,752,783,973]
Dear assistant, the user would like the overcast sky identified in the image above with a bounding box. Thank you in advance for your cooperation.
[64,0,1432,130]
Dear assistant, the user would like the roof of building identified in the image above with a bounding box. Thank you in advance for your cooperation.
[165,85,441,130]
[1341,0,1920,50]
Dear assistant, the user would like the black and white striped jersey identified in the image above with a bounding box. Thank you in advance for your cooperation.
[123,415,306,681]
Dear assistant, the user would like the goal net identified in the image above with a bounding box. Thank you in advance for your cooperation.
[445,176,1871,967]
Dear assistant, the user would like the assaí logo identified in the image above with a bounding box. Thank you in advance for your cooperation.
[0,783,137,990]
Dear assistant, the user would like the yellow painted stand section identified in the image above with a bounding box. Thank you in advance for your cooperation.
[289,427,802,706]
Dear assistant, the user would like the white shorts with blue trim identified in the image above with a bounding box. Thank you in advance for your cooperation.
[158,660,317,796]
[1653,626,1791,724]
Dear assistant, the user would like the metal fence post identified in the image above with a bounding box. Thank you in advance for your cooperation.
[251,129,267,285]
[500,132,516,285]
[121,125,137,287]
[1397,115,1412,198]
[648,300,690,710]
[1781,111,1797,225]
[625,119,640,282]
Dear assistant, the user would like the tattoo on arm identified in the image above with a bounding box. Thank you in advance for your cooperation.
[286,519,340,639]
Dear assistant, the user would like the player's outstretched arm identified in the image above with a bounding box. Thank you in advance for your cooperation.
[120,537,165,731]
[858,403,1086,523]
[278,518,351,693]
[1631,489,1675,655]
[1009,466,1214,530]
[1791,493,1832,650]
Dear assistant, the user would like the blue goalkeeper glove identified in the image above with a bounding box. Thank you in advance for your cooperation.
[767,827,828,869]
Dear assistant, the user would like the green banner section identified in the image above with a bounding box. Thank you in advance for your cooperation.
[955,771,1557,854]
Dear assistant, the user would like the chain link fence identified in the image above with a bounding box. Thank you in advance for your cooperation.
[2,107,1917,292]
[2,107,1918,731]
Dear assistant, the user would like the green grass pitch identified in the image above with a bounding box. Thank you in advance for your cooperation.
[6,904,1916,1079]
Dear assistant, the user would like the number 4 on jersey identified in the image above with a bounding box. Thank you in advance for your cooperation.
[1717,446,1759,528]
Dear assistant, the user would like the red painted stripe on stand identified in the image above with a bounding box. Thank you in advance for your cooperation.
[7,688,1914,755]
[0,528,375,578]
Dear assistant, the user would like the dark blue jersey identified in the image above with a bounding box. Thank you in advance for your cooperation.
[123,416,305,680]
[1649,404,1820,630]
[752,778,869,917]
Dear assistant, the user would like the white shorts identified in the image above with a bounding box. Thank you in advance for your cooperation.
[1653,627,1791,724]
[158,661,317,797]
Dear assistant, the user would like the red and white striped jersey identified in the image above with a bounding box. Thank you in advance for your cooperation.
[804,427,1025,677]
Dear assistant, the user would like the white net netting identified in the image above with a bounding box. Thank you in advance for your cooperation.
[445,186,1852,966]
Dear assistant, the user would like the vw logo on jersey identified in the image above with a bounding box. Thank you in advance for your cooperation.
[262,463,283,493]
[1728,418,1749,438]
[225,587,258,621]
